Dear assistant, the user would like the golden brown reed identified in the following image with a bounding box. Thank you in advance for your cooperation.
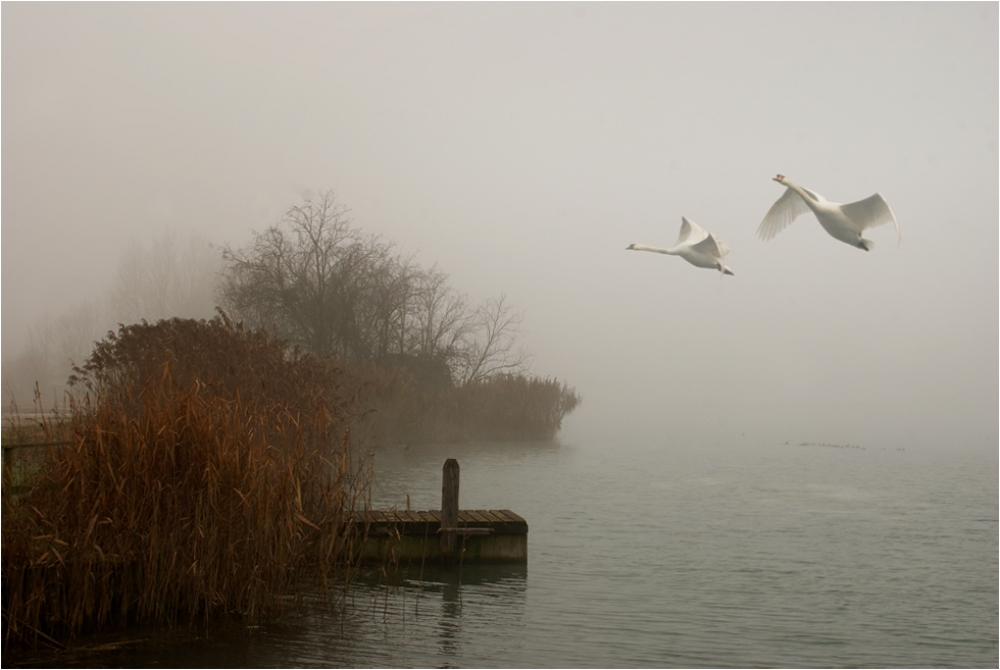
[2,314,372,648]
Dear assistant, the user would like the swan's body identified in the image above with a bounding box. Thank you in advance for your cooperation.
[627,217,734,275]
[758,174,901,251]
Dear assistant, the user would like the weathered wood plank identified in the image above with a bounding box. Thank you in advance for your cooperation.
[480,510,503,523]
[346,510,526,563]
[500,509,525,524]
[350,510,524,533]
[466,510,489,524]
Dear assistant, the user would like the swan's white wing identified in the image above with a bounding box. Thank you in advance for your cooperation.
[677,217,709,246]
[690,232,727,259]
[840,193,901,244]
[713,235,732,258]
[757,187,812,241]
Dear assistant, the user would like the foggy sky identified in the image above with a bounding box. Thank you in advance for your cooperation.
[3,3,997,452]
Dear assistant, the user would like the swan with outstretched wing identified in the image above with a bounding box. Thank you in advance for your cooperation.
[627,217,734,275]
[758,174,901,251]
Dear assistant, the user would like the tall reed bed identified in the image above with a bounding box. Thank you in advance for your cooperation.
[3,315,372,648]
[349,368,581,444]
[449,374,581,441]
[2,388,73,446]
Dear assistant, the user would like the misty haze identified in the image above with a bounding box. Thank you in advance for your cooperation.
[2,3,996,667]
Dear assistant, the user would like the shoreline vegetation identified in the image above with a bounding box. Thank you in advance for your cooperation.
[3,317,367,648]
[3,191,581,444]
[3,192,580,650]
[3,315,579,650]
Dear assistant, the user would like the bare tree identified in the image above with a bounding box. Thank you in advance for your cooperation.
[220,193,353,357]
[2,302,104,408]
[3,231,220,409]
[456,294,531,385]
[410,267,472,363]
[219,192,532,389]
[219,192,412,361]
[110,231,220,325]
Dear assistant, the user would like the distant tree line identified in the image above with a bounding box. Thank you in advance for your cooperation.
[2,232,220,407]
[218,192,528,386]
[218,191,579,442]
[3,191,580,442]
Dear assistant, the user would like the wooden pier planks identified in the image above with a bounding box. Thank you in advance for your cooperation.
[351,509,528,537]
[349,507,528,563]
[349,460,527,563]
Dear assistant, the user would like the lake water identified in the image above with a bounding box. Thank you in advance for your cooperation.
[16,438,998,668]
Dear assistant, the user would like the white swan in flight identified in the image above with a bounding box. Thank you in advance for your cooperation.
[757,174,901,251]
[627,217,734,275]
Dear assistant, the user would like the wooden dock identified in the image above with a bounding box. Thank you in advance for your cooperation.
[351,460,528,564]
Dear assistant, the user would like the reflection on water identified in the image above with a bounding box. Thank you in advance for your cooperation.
[13,563,528,669]
[9,439,998,668]
[397,564,529,661]
[329,562,529,668]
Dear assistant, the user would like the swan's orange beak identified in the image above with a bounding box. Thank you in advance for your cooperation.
[773,174,784,182]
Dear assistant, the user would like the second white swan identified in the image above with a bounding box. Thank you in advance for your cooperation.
[757,174,901,251]
[627,217,734,275]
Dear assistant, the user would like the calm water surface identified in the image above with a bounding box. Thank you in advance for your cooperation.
[19,439,999,668]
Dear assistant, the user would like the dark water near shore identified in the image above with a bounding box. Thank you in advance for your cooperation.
[15,439,998,668]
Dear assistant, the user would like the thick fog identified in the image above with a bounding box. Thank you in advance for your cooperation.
[3,3,997,452]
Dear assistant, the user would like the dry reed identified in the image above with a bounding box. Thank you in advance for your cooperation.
[341,363,581,445]
[3,314,373,648]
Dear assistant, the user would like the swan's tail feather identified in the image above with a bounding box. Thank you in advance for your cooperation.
[858,238,874,251]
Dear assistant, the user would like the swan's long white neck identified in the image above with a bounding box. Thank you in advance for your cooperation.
[779,177,819,210]
[628,243,678,256]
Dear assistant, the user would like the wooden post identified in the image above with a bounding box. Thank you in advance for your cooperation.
[2,447,10,491]
[440,458,460,560]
